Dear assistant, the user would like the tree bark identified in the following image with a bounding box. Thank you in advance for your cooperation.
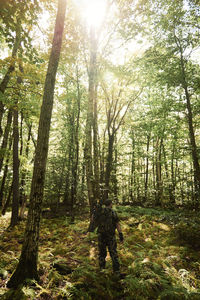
[93,87,100,201]
[10,101,20,226]
[184,84,200,206]
[63,131,73,210]
[69,69,81,222]
[0,137,12,210]
[175,35,200,207]
[19,121,32,219]
[0,19,21,136]
[104,132,114,200]
[0,109,12,174]
[144,134,150,201]
[7,0,67,288]
[2,182,13,216]
[129,131,135,202]
[155,137,163,205]
[85,27,97,213]
[113,143,118,201]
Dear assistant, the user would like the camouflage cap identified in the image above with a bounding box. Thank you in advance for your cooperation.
[104,199,112,207]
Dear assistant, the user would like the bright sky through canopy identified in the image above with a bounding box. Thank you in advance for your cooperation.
[79,0,107,28]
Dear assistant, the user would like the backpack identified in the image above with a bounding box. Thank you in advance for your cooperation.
[88,204,103,232]
[97,207,115,234]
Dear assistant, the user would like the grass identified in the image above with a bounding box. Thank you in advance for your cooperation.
[1,206,200,299]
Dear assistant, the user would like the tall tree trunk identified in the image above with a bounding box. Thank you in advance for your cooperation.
[69,69,81,221]
[81,151,86,205]
[63,132,73,210]
[144,134,150,201]
[10,61,24,226]
[155,137,163,206]
[57,150,67,205]
[169,141,176,204]
[0,137,12,210]
[19,121,32,219]
[93,85,100,201]
[7,0,67,288]
[92,44,100,202]
[129,131,135,202]
[0,109,12,174]
[177,40,200,206]
[85,27,97,213]
[104,132,114,200]
[85,113,94,213]
[2,182,13,216]
[100,129,106,198]
[66,113,75,215]
[0,19,21,136]
[113,142,118,202]
[184,84,200,206]
[10,101,20,227]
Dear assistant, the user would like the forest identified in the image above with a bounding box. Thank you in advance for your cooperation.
[0,0,200,299]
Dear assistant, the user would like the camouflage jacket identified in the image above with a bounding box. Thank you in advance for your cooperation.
[88,206,119,235]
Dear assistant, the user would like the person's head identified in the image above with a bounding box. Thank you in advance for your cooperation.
[104,199,112,207]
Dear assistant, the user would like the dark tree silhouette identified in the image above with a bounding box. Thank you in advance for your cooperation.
[7,0,67,288]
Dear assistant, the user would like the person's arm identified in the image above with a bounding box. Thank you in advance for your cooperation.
[116,222,124,242]
[116,222,122,234]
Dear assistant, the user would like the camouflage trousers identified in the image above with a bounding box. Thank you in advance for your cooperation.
[98,233,120,272]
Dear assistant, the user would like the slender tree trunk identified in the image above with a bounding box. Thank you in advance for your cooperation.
[155,137,163,206]
[0,109,12,174]
[100,129,106,198]
[0,19,21,136]
[92,42,100,202]
[2,182,13,216]
[85,27,97,213]
[19,121,32,219]
[10,101,20,227]
[70,70,81,221]
[178,42,200,207]
[113,143,118,201]
[7,0,67,287]
[104,132,114,200]
[67,113,75,216]
[144,134,150,201]
[93,86,100,201]
[137,158,141,202]
[10,61,24,226]
[81,154,86,205]
[170,141,176,204]
[184,85,200,206]
[130,132,135,202]
[0,137,12,210]
[57,150,67,204]
[85,116,94,213]
[63,132,73,210]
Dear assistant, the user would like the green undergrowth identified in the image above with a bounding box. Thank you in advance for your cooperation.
[1,206,200,299]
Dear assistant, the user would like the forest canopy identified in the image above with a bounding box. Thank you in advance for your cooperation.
[0,0,200,214]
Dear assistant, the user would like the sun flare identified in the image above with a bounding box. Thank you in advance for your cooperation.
[79,0,107,28]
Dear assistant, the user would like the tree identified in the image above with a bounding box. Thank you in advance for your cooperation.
[84,27,99,213]
[101,73,139,200]
[7,0,67,288]
[0,0,40,136]
[142,0,200,206]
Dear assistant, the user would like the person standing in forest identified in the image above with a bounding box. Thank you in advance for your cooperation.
[88,199,124,275]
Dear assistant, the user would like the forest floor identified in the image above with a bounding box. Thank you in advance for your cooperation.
[1,206,200,299]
